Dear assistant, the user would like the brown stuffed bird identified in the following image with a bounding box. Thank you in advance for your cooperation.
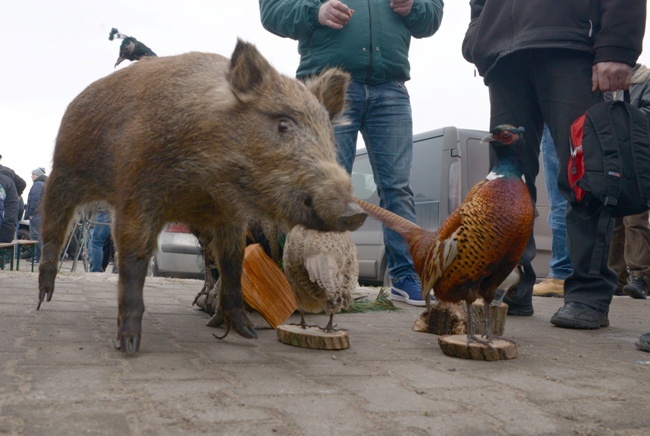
[356,125,534,347]
[283,225,358,332]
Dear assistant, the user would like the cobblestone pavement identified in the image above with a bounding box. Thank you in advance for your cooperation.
[0,269,649,435]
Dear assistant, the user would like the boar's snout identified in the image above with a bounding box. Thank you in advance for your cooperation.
[335,202,367,231]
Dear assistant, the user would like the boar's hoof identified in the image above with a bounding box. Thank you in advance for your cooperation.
[335,203,367,231]
[112,335,141,354]
[36,288,54,310]
[214,308,257,340]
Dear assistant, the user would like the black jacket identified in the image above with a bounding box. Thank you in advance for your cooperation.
[462,0,646,82]
[0,173,18,242]
[0,164,26,196]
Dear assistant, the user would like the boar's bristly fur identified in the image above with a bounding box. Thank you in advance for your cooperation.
[37,39,366,354]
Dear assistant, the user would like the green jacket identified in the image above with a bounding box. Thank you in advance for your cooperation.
[259,0,444,84]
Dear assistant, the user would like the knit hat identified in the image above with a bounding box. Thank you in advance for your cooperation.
[32,167,46,177]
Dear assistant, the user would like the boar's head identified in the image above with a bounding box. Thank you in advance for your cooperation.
[226,39,366,232]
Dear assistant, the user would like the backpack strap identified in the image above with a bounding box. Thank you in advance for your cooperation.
[586,103,621,275]
[589,207,612,275]
[623,92,650,209]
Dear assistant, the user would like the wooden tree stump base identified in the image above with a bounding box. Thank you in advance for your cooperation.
[413,300,508,336]
[438,335,518,361]
[277,324,350,350]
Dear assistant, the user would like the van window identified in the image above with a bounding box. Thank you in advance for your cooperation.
[351,153,378,202]
[466,137,489,188]
[411,137,443,229]
[352,137,443,229]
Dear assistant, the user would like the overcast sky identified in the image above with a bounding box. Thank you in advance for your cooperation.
[2,1,650,189]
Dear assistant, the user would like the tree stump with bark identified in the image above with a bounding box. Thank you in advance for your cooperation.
[276,324,349,350]
[438,335,518,361]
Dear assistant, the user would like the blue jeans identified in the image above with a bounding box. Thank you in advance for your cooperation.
[89,211,111,272]
[335,81,417,281]
[540,125,573,280]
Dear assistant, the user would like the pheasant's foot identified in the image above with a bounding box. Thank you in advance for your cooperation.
[466,333,495,350]
[482,331,517,345]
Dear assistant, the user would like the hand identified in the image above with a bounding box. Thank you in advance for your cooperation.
[390,0,413,16]
[318,0,354,30]
[591,62,633,92]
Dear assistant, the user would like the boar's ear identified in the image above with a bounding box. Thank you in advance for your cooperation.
[305,68,350,121]
[228,39,274,102]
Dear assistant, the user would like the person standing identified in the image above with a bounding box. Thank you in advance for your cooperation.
[259,0,444,306]
[26,167,47,262]
[607,64,650,302]
[0,172,19,244]
[462,0,645,327]
[533,125,573,298]
[88,205,112,273]
[0,155,26,242]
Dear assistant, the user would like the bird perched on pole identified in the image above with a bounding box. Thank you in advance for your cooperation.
[283,225,358,332]
[109,27,157,67]
[356,125,534,347]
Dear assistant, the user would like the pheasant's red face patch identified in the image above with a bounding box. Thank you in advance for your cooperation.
[495,131,515,145]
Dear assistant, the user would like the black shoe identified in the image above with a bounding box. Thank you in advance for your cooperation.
[636,332,650,352]
[623,275,648,300]
[550,302,609,329]
[613,287,626,296]
[502,294,534,316]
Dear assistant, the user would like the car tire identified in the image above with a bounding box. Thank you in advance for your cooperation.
[382,264,391,287]
[147,256,160,277]
[16,228,33,259]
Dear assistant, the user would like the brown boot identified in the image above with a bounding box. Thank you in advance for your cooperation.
[533,278,564,297]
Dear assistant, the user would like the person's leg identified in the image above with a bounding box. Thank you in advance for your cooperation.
[621,211,650,299]
[89,212,111,273]
[534,125,572,297]
[540,125,572,280]
[533,49,614,327]
[486,53,545,315]
[361,81,422,305]
[333,82,363,174]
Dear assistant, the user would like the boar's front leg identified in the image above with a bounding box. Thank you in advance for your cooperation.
[211,226,257,339]
[111,216,154,354]
[114,252,150,353]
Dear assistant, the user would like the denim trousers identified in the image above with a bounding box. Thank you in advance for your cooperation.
[488,49,616,313]
[335,81,417,281]
[89,211,111,273]
[540,125,572,280]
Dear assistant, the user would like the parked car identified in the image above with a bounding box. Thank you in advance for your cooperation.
[149,223,205,279]
[350,126,551,286]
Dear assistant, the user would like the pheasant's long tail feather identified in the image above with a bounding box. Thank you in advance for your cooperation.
[355,198,424,240]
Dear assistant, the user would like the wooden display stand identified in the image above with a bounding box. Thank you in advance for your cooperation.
[438,335,518,361]
[276,324,350,350]
[240,243,297,329]
[412,299,508,336]
[413,299,515,361]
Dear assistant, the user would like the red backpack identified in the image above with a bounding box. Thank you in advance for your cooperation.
[568,91,650,273]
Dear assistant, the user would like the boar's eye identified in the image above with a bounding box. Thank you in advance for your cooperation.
[278,119,290,133]
[303,195,313,208]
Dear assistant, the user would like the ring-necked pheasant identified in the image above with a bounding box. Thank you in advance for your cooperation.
[356,125,534,347]
[108,28,157,67]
